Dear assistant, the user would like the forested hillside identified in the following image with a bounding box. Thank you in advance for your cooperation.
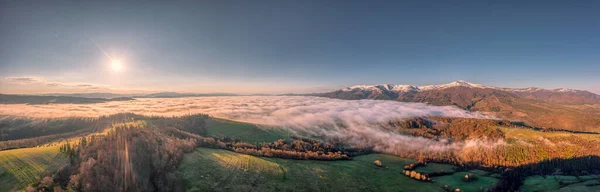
[320,86,600,132]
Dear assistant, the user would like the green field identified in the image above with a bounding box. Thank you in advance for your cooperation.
[179,147,441,192]
[179,148,501,192]
[205,118,291,143]
[183,119,501,192]
[414,163,456,174]
[521,175,600,192]
[433,171,500,192]
[0,146,67,191]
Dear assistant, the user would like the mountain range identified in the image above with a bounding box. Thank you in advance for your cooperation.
[320,80,600,104]
[317,80,600,132]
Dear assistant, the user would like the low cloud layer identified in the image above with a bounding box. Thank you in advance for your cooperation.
[0,96,488,120]
[0,96,495,153]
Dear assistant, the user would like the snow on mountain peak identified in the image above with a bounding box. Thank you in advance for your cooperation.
[343,84,418,92]
[339,81,587,94]
[552,88,578,93]
[509,87,542,92]
[418,80,493,91]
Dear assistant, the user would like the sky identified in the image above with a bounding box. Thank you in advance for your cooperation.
[0,0,599,94]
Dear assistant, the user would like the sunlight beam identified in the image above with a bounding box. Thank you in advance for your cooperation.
[87,35,113,61]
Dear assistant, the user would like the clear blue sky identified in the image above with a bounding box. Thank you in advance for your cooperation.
[1,0,599,94]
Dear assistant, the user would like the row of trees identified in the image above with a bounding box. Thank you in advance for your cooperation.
[159,121,370,161]
[402,170,432,181]
[165,127,362,160]
[233,147,350,160]
[0,131,84,150]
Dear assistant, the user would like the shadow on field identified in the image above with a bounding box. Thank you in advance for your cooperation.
[490,155,600,191]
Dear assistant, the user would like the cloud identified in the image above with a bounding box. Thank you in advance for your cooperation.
[0,96,498,154]
[5,77,42,84]
[3,76,108,92]
[45,83,63,87]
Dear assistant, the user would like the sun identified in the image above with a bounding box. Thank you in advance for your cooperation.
[111,59,123,72]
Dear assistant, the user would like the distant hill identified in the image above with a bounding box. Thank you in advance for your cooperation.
[506,88,600,104]
[316,81,600,132]
[0,94,133,104]
[38,92,241,99]
[42,92,145,99]
[138,92,239,98]
[278,93,322,96]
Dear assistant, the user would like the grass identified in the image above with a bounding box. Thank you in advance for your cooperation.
[521,175,600,192]
[501,127,600,142]
[414,163,456,174]
[205,118,291,143]
[0,146,67,191]
[433,171,500,192]
[179,147,501,192]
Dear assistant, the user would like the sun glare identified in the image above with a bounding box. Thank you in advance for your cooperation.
[111,60,123,72]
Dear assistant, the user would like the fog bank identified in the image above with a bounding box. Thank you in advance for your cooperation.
[0,96,495,152]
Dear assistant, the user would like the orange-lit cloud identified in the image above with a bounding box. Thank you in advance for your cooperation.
[0,96,500,154]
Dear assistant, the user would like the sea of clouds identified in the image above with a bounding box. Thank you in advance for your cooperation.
[0,96,497,153]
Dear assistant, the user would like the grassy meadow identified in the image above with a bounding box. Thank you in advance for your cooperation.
[434,171,500,192]
[521,175,600,192]
[0,146,67,191]
[205,118,291,143]
[179,147,501,192]
[414,163,456,174]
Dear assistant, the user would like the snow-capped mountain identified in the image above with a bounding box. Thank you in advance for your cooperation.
[327,80,600,104]
[339,80,592,94]
[340,80,491,94]
[342,84,419,93]
[418,80,493,91]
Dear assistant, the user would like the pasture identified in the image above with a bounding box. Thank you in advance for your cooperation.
[0,146,67,191]
[433,171,500,192]
[521,175,600,192]
[205,118,290,143]
[179,147,501,192]
[414,163,456,175]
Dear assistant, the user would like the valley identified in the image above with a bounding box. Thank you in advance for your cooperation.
[1,85,599,191]
[0,102,599,191]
